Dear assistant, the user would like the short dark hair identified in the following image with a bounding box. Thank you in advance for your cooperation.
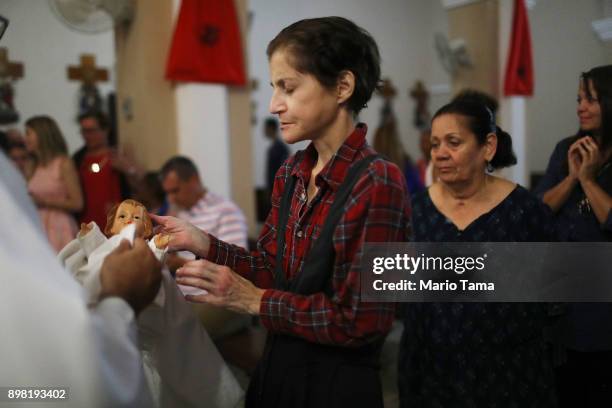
[78,110,109,130]
[160,156,199,181]
[580,65,612,150]
[267,16,381,115]
[433,97,517,170]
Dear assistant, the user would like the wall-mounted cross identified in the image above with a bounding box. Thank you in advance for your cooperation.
[67,54,108,85]
[0,48,24,81]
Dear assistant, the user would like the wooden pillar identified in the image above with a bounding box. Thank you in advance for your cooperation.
[228,0,257,236]
[114,0,178,169]
[448,0,499,97]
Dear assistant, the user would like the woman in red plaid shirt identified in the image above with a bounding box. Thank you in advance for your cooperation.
[152,16,411,408]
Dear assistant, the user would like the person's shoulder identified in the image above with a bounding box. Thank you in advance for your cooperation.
[206,192,245,217]
[553,135,577,154]
[410,187,430,206]
[361,154,405,185]
[72,146,86,163]
[509,184,551,214]
[275,150,301,177]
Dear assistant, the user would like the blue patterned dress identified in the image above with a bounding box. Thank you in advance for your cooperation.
[398,185,557,408]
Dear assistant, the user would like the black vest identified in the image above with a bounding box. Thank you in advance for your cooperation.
[246,155,385,408]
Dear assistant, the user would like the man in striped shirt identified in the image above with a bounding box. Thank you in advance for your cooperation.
[160,156,248,272]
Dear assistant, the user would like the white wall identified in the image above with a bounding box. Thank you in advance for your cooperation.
[0,0,115,153]
[248,0,451,187]
[171,0,232,199]
[526,0,611,174]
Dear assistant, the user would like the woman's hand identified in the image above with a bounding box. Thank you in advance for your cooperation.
[176,259,264,315]
[576,136,603,183]
[567,139,583,180]
[149,214,210,256]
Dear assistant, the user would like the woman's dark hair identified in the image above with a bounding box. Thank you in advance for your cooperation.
[267,16,381,115]
[578,65,612,150]
[432,98,517,170]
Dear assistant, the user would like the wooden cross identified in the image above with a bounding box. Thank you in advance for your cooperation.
[0,48,24,81]
[378,78,397,102]
[67,54,109,86]
[409,80,430,129]
[409,80,429,107]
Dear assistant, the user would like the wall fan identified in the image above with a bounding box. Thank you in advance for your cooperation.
[434,33,472,76]
[48,0,135,34]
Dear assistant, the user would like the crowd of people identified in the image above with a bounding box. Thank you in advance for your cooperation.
[1,13,611,408]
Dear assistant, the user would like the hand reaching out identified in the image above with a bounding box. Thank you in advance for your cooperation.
[149,214,210,256]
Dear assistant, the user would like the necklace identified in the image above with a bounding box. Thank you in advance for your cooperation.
[88,155,109,174]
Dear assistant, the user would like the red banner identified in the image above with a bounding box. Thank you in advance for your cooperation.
[165,0,246,86]
[503,0,533,96]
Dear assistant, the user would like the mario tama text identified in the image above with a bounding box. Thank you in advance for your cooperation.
[371,253,494,293]
[373,278,494,292]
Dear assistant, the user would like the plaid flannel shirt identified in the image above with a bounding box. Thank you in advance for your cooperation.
[207,124,411,346]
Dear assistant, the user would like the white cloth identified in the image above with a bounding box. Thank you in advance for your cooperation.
[57,213,244,407]
[0,153,152,407]
[58,223,167,306]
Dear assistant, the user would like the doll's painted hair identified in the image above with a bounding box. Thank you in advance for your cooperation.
[104,199,153,239]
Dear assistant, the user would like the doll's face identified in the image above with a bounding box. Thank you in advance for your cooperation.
[109,201,146,237]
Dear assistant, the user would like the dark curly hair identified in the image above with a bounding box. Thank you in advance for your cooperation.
[433,97,517,170]
[267,16,381,115]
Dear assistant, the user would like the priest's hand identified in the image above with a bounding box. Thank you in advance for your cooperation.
[176,259,264,315]
[100,238,162,315]
[150,214,210,257]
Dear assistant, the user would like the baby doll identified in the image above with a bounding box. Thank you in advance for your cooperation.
[59,199,170,305]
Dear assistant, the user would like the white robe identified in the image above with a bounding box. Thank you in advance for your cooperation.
[56,211,244,408]
[0,153,152,407]
[0,154,244,407]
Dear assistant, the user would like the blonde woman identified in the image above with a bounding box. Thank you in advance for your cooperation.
[25,116,83,252]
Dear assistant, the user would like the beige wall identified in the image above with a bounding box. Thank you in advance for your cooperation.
[448,0,499,97]
[228,0,257,236]
[114,0,178,170]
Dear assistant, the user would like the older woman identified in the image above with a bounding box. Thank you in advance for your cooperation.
[534,65,612,407]
[398,97,557,407]
[152,17,411,408]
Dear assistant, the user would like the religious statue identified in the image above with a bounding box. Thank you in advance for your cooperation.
[410,80,430,130]
[60,199,169,305]
[0,48,23,125]
[57,199,244,407]
[78,83,104,115]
